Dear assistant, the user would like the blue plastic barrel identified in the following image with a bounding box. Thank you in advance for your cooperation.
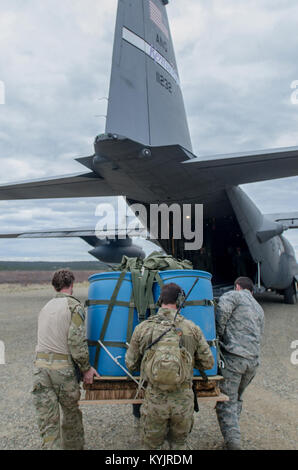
[87,272,139,376]
[153,270,218,376]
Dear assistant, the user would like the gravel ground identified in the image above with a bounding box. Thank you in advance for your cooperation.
[0,283,297,451]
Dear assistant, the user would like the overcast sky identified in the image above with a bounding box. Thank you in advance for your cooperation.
[0,0,297,261]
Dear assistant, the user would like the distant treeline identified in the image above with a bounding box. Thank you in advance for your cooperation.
[0,261,109,271]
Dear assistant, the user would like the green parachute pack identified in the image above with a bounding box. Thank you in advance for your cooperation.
[115,251,193,321]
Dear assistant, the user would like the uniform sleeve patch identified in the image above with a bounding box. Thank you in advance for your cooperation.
[72,306,85,326]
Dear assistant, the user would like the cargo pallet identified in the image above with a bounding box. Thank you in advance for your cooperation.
[79,375,228,405]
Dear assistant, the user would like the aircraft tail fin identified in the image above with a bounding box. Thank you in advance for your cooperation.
[105,0,192,151]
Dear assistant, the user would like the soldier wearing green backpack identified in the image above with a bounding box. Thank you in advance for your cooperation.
[125,282,214,450]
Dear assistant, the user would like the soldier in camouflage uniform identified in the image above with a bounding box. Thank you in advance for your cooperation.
[32,269,99,450]
[215,276,265,450]
[125,283,214,450]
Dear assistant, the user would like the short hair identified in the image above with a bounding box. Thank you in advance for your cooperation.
[52,269,75,292]
[159,283,183,305]
[234,277,254,293]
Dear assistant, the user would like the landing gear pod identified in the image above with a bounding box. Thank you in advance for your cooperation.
[284,280,297,305]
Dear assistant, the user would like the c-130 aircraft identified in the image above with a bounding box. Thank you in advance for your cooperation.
[0,0,297,303]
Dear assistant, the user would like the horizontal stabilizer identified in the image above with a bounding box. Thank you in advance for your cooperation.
[0,171,117,200]
[183,146,298,185]
[0,140,297,204]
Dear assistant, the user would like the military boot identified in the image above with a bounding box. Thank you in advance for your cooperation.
[224,440,242,450]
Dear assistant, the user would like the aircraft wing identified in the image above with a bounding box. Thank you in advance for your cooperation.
[0,171,118,200]
[0,228,98,239]
[183,145,298,186]
[266,212,298,229]
[0,227,148,239]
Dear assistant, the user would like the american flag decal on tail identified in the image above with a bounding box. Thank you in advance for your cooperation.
[149,0,169,39]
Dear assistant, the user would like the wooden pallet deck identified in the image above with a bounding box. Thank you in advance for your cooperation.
[79,375,228,405]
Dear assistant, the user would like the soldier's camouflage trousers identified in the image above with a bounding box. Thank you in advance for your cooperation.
[32,364,84,450]
[216,352,259,446]
[140,385,194,450]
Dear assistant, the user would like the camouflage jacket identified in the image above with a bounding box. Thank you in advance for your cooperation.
[216,289,265,360]
[56,293,91,372]
[125,307,214,376]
